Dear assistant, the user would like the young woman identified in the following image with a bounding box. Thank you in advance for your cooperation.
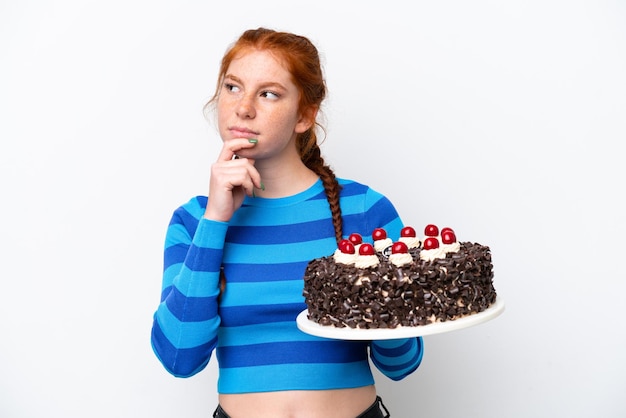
[151,28,424,418]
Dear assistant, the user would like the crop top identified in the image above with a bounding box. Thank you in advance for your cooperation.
[151,178,424,393]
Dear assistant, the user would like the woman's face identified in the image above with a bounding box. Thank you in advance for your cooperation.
[217,49,312,161]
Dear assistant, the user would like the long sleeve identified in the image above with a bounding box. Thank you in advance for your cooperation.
[370,337,424,381]
[151,197,226,377]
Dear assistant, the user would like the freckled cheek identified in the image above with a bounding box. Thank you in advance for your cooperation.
[267,109,298,129]
[216,99,233,128]
[216,96,233,114]
[216,109,227,128]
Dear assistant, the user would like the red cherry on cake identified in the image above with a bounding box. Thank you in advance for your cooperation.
[400,226,416,238]
[423,237,440,250]
[359,243,375,256]
[424,224,439,237]
[441,227,454,236]
[391,241,409,254]
[441,229,457,244]
[372,228,387,241]
[339,239,355,254]
[348,233,363,246]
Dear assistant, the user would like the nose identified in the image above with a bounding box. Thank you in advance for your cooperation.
[236,94,256,119]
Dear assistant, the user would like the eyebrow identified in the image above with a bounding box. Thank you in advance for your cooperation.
[224,74,287,91]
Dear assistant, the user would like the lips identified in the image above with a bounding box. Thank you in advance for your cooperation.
[229,126,259,138]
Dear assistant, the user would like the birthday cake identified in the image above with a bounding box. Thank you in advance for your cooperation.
[302,224,497,329]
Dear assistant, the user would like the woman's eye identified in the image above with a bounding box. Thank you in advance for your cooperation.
[261,91,279,99]
[225,83,240,93]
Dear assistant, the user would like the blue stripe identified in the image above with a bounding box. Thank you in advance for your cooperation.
[370,338,423,380]
[219,302,305,327]
[155,304,221,348]
[226,218,335,244]
[380,217,404,240]
[164,223,192,247]
[342,208,402,242]
[231,201,334,227]
[223,239,334,264]
[168,264,219,297]
[160,285,172,303]
[163,243,188,271]
[308,189,331,201]
[151,320,216,377]
[371,350,422,380]
[372,338,416,356]
[371,342,419,367]
[371,349,421,373]
[170,205,200,238]
[223,261,308,283]
[218,321,318,346]
[217,361,374,393]
[184,244,222,272]
[165,286,219,322]
[221,280,305,307]
[369,196,401,223]
[217,340,369,368]
[194,195,208,209]
[162,264,180,290]
[339,180,368,197]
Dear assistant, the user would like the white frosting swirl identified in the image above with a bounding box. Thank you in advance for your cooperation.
[441,242,460,254]
[355,254,380,268]
[399,236,421,249]
[419,247,447,262]
[389,252,413,267]
[333,249,357,265]
[373,238,393,253]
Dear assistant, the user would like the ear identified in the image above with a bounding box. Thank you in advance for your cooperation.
[294,106,318,134]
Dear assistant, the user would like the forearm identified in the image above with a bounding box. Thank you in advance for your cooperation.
[151,217,228,377]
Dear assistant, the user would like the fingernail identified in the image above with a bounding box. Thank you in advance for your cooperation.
[252,189,256,198]
[260,182,265,191]
[248,138,258,144]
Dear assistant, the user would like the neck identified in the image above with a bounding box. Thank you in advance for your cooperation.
[254,159,319,198]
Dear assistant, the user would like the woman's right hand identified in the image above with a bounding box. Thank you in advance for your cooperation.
[204,139,262,222]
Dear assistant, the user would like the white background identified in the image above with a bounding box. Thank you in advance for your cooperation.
[1,1,625,417]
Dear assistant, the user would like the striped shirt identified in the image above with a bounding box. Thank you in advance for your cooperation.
[151,178,424,393]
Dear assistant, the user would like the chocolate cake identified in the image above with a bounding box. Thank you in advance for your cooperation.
[302,225,497,329]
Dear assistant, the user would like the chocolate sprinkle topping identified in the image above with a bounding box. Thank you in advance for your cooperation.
[302,242,497,329]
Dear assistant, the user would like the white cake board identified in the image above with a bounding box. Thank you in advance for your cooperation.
[296,297,505,340]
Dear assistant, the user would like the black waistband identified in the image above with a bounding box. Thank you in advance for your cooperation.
[212,404,230,418]
[357,396,390,418]
[212,395,390,418]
